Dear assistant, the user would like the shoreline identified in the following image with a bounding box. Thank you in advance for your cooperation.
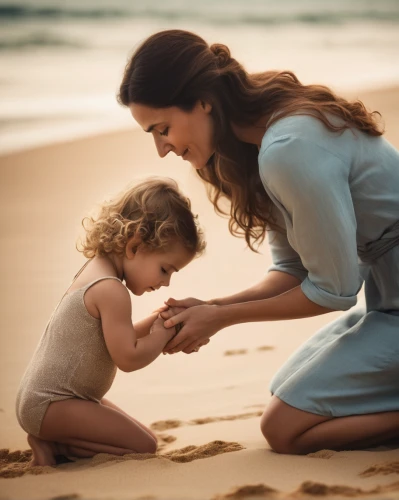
[1,84,399,159]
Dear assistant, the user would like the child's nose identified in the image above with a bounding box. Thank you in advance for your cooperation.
[162,276,171,287]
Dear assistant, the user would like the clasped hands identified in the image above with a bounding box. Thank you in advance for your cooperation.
[155,297,222,354]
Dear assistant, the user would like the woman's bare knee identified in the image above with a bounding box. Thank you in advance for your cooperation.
[261,396,331,455]
[260,412,297,454]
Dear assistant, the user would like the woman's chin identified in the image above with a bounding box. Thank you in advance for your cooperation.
[191,159,209,170]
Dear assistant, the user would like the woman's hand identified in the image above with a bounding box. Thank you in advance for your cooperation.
[160,305,211,354]
[162,304,224,354]
[165,297,207,309]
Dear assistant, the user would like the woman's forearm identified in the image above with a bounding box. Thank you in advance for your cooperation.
[218,285,333,327]
[208,271,302,306]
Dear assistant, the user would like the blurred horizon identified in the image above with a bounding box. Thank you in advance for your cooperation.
[1,0,399,154]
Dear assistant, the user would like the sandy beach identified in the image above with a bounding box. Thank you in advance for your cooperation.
[0,86,398,499]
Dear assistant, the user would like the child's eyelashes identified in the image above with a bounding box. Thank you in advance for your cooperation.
[160,127,169,137]
[161,267,168,275]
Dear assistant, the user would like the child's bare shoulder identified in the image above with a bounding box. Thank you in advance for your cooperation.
[85,278,130,318]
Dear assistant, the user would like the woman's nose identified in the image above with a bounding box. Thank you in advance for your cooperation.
[155,138,173,158]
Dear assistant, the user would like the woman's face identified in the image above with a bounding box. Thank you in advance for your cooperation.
[129,101,215,170]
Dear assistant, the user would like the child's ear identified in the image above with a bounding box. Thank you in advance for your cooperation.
[125,235,141,259]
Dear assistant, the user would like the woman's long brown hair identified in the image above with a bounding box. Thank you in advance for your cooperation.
[118,29,383,251]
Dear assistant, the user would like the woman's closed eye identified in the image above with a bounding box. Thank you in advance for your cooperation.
[160,127,169,137]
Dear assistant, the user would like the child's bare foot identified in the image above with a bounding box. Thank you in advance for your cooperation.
[27,434,57,466]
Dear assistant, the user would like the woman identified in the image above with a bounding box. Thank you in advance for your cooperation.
[118,30,399,454]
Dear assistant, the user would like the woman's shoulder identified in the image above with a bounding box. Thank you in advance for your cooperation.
[258,114,351,189]
[261,113,341,152]
[259,113,354,165]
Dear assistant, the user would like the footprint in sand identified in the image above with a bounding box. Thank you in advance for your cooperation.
[224,346,274,356]
[307,449,336,459]
[151,411,262,431]
[360,460,399,477]
[150,419,184,431]
[86,440,244,466]
[213,484,278,499]
[214,480,399,499]
[188,411,263,426]
[296,480,399,496]
[156,434,177,452]
[224,349,248,356]
[157,434,177,444]
[163,440,243,463]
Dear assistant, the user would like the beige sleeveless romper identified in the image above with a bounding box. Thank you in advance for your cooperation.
[15,270,119,437]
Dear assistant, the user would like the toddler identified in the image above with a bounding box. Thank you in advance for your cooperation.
[16,177,205,466]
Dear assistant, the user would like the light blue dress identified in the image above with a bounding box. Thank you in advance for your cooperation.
[258,114,399,417]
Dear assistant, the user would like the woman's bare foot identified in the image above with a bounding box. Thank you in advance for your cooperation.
[27,434,57,466]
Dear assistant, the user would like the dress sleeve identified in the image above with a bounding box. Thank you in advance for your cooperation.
[267,207,308,282]
[259,135,363,311]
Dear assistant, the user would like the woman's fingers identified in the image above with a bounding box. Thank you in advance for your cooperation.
[165,297,205,309]
[163,327,193,352]
[168,337,194,354]
[160,306,186,320]
[183,338,209,354]
[163,337,210,355]
[163,311,187,329]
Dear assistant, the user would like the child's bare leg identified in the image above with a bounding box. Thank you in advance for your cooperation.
[28,434,132,466]
[30,398,157,466]
[101,398,157,440]
[101,398,158,441]
[27,434,59,466]
[27,435,96,465]
[261,396,399,455]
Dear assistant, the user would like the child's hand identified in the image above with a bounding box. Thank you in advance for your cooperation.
[152,304,169,314]
[160,306,186,321]
[149,316,176,342]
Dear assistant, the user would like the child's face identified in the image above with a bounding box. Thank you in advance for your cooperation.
[123,241,194,296]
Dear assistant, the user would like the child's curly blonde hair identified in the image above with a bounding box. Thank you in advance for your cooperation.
[79,177,206,258]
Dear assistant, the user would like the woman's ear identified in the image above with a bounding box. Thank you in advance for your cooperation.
[200,100,212,113]
[125,235,142,259]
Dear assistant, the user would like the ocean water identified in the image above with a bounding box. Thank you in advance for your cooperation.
[1,0,399,154]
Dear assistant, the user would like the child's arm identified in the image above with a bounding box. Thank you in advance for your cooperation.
[133,312,158,339]
[133,305,169,339]
[94,280,176,372]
